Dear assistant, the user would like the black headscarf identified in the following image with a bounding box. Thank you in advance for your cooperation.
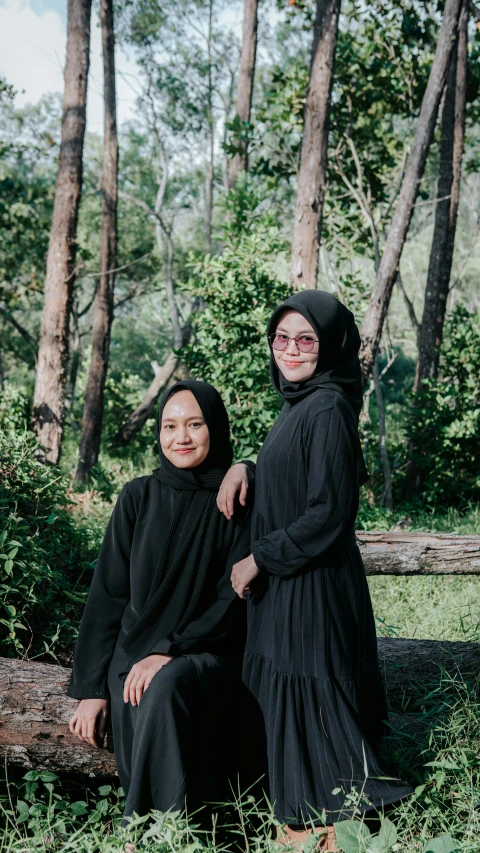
[122,380,233,662]
[268,291,368,483]
[268,290,364,417]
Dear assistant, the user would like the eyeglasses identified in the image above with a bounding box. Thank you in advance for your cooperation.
[268,333,319,353]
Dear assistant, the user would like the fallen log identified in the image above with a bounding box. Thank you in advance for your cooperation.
[0,657,117,777]
[358,531,480,575]
[0,638,479,776]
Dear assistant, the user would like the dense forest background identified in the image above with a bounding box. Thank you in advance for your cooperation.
[1,0,480,848]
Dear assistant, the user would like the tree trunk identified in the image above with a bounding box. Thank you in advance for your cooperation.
[75,0,118,483]
[357,531,480,576]
[415,2,468,390]
[111,352,181,448]
[2,636,479,774]
[205,0,215,253]
[32,0,92,465]
[290,0,341,291]
[228,0,258,188]
[373,358,393,509]
[403,5,468,501]
[359,0,464,386]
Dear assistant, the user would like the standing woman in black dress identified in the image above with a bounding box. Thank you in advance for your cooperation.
[68,380,251,823]
[219,291,412,848]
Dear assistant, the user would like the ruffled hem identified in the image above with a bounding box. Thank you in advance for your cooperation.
[242,649,413,823]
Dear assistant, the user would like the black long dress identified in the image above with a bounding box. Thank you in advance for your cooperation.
[68,472,250,819]
[243,389,413,823]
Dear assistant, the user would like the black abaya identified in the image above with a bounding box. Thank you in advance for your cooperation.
[242,293,413,824]
[68,382,251,819]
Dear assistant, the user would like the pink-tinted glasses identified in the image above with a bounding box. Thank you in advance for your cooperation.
[268,333,319,353]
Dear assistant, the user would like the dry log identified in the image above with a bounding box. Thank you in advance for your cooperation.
[358,531,480,575]
[0,657,117,777]
[1,638,479,776]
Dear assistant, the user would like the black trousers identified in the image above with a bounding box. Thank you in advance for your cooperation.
[107,649,241,822]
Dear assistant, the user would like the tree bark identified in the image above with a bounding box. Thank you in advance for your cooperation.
[75,0,118,483]
[228,0,258,188]
[290,0,341,291]
[111,351,180,448]
[32,0,92,465]
[415,2,468,390]
[359,0,464,386]
[373,358,393,509]
[358,531,480,576]
[2,637,479,774]
[205,0,215,253]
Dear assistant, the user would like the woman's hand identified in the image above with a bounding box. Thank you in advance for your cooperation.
[69,699,109,748]
[231,554,260,600]
[123,654,173,706]
[217,463,251,519]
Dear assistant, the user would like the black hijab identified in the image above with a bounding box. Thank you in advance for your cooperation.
[268,291,368,483]
[268,290,364,417]
[122,380,233,662]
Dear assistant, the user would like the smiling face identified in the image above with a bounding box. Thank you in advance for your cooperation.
[272,310,319,383]
[160,390,210,469]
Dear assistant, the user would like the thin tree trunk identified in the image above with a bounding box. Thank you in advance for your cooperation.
[403,4,468,501]
[415,1,468,390]
[66,328,81,416]
[205,0,214,252]
[359,0,463,386]
[228,0,258,188]
[373,358,393,509]
[75,0,118,482]
[32,0,92,464]
[290,0,341,291]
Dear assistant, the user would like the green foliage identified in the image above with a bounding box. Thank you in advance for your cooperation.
[408,307,480,505]
[0,391,102,661]
[181,186,290,459]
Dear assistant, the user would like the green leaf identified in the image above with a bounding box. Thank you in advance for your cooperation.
[16,800,29,818]
[40,771,58,782]
[69,801,88,815]
[334,820,371,853]
[377,817,397,849]
[423,834,458,853]
[98,785,112,796]
[23,771,40,782]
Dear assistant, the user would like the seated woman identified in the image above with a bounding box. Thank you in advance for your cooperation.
[68,380,251,822]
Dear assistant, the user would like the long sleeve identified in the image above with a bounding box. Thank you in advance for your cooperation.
[252,404,356,578]
[150,512,251,657]
[67,485,135,699]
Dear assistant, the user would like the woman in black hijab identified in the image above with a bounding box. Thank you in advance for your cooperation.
[220,292,412,848]
[68,380,251,822]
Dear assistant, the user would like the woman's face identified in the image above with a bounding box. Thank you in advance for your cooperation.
[160,390,210,469]
[272,310,319,383]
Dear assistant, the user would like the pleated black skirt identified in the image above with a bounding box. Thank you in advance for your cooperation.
[242,545,413,823]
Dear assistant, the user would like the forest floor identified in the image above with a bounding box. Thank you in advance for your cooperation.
[0,495,479,852]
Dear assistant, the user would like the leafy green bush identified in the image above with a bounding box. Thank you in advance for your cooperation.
[182,186,291,459]
[0,420,101,662]
[407,306,480,506]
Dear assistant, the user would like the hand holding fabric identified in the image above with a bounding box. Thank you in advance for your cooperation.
[123,654,173,706]
[231,554,259,599]
[69,699,109,748]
